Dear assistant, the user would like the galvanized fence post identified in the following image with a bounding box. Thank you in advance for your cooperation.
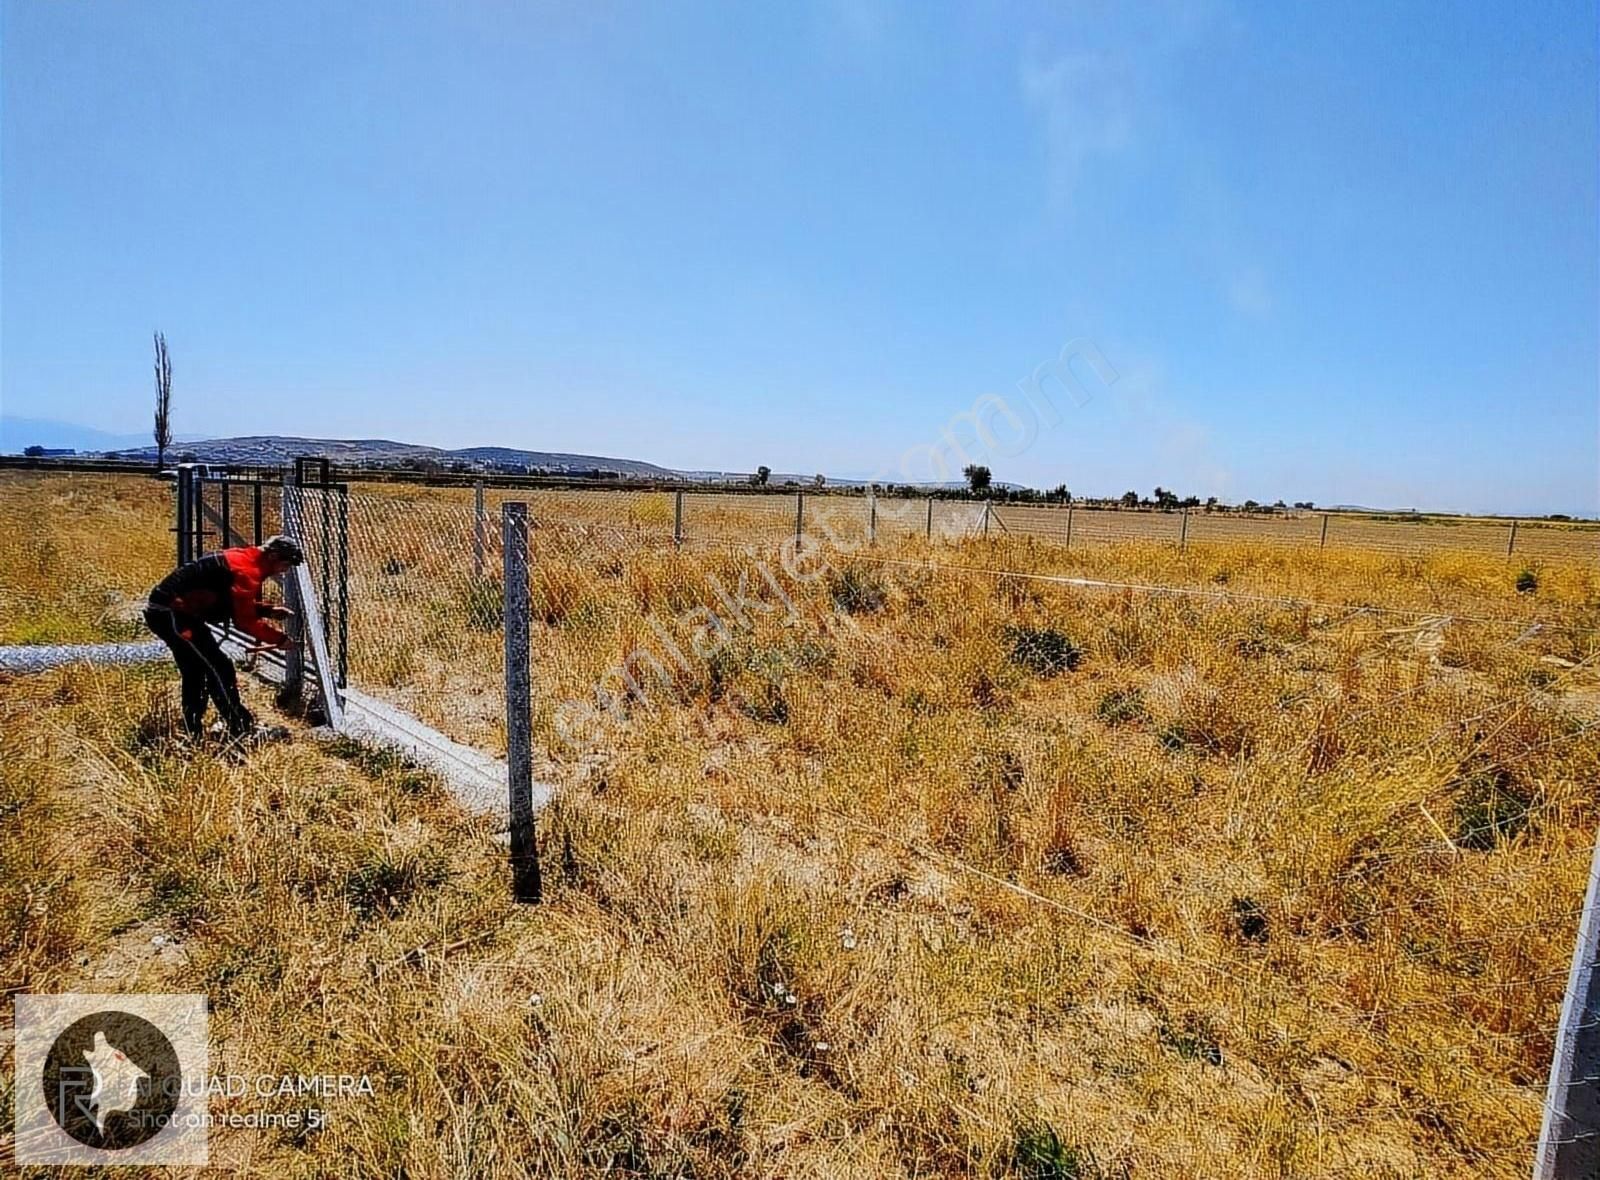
[673,489,684,550]
[503,501,542,904]
[473,481,486,581]
[1535,827,1600,1178]
[1508,519,1519,557]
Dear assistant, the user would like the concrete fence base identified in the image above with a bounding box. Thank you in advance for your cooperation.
[0,641,168,674]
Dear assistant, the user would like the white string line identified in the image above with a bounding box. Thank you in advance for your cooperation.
[860,553,1600,634]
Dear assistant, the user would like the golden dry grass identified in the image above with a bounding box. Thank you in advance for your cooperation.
[0,471,175,643]
[4,470,1600,1177]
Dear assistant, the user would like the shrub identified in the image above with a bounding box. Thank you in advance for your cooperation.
[1230,896,1269,944]
[1096,687,1149,726]
[741,682,790,725]
[344,844,450,921]
[1004,625,1082,677]
[1453,763,1534,850]
[1157,725,1190,752]
[1158,1015,1224,1066]
[1010,1123,1094,1180]
[1515,568,1538,594]
[828,565,888,614]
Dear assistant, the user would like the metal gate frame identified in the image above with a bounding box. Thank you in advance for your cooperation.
[175,459,348,689]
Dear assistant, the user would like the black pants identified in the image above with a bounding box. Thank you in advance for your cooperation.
[143,607,254,737]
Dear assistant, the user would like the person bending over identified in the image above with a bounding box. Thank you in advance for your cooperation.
[143,535,303,738]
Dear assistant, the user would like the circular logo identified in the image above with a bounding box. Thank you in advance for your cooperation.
[41,1010,182,1149]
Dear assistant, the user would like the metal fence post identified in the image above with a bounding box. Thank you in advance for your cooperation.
[473,481,486,580]
[1180,506,1189,550]
[175,464,194,566]
[503,502,541,904]
[252,482,263,546]
[279,484,304,708]
[1508,519,1519,557]
[983,501,991,538]
[190,470,205,558]
[1535,827,1600,1178]
[926,497,934,541]
[1320,513,1330,549]
[1065,503,1074,550]
[673,489,684,550]
[796,492,805,548]
[867,485,877,547]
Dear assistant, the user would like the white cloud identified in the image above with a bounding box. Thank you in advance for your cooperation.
[1019,49,1138,208]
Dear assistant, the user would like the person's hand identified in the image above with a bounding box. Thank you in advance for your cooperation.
[260,604,295,620]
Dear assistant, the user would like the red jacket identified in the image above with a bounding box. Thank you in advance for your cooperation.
[147,547,288,646]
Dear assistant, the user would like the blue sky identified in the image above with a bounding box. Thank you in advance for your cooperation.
[2,1,1595,514]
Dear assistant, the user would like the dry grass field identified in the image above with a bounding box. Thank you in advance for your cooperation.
[0,471,175,644]
[4,468,1600,1177]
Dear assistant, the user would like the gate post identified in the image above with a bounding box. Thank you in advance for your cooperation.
[175,464,195,566]
[503,502,542,903]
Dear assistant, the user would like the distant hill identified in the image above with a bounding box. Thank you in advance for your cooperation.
[17,425,1029,491]
[103,435,682,479]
